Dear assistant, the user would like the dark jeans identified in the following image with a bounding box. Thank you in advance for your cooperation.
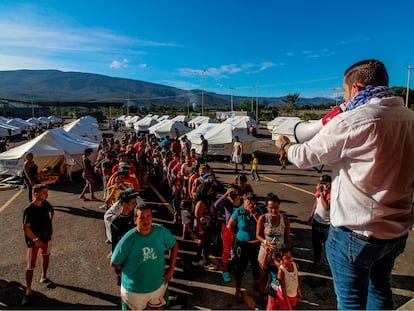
[311,219,329,264]
[234,240,260,288]
[326,225,408,310]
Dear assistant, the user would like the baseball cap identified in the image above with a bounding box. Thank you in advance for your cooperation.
[202,173,213,180]
[119,189,145,207]
[119,162,130,168]
[320,175,332,184]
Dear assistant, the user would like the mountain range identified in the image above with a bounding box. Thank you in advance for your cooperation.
[0,70,335,109]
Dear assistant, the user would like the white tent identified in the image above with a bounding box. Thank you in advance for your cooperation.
[184,123,257,156]
[6,118,36,131]
[0,121,21,137]
[267,117,301,132]
[125,116,140,128]
[0,128,99,176]
[48,115,63,125]
[171,115,190,123]
[270,117,302,142]
[134,116,158,132]
[188,116,218,128]
[27,117,43,126]
[38,116,52,125]
[149,119,191,139]
[64,118,103,142]
[222,116,258,130]
[157,115,170,122]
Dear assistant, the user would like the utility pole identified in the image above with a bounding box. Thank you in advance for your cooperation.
[229,87,234,112]
[255,83,259,121]
[406,65,412,107]
[201,70,205,116]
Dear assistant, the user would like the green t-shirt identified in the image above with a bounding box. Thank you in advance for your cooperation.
[111,224,176,293]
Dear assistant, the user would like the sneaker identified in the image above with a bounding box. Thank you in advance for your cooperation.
[222,271,231,283]
[204,263,218,271]
[191,259,204,267]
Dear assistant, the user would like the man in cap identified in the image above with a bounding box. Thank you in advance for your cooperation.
[104,188,145,244]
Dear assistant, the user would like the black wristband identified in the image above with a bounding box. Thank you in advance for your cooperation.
[281,141,289,152]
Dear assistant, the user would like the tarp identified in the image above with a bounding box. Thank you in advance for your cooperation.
[64,118,103,142]
[270,117,302,142]
[149,119,191,139]
[184,123,257,156]
[0,128,99,176]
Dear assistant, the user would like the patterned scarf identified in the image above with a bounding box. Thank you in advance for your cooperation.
[345,85,396,111]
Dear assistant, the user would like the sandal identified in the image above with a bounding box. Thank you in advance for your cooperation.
[40,278,56,289]
[235,290,243,303]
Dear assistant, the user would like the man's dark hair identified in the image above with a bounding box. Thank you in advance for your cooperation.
[344,59,389,88]
[265,192,281,205]
[33,184,48,193]
[134,204,151,216]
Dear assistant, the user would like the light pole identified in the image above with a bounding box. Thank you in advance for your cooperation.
[331,87,342,106]
[229,87,234,112]
[194,70,206,115]
[30,87,34,117]
[255,83,259,121]
[201,70,205,116]
[406,65,412,107]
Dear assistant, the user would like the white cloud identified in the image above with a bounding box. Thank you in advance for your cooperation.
[110,59,128,69]
[138,63,148,69]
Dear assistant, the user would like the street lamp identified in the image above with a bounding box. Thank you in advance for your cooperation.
[331,87,342,106]
[194,70,206,116]
[255,83,259,121]
[229,87,234,112]
[406,65,413,107]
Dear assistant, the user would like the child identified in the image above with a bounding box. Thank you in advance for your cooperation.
[266,245,302,310]
[171,177,183,223]
[250,152,260,181]
[180,200,192,239]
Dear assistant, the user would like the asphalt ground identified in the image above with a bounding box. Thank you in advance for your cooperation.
[0,128,413,310]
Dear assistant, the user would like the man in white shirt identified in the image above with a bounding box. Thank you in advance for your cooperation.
[276,59,414,310]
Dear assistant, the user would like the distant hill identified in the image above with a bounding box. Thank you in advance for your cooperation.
[0,70,335,109]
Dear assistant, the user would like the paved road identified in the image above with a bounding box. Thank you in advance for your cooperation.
[0,132,413,310]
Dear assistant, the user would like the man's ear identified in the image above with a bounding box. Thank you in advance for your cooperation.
[352,82,365,95]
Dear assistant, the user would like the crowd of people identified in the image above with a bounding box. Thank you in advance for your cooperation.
[78,129,306,310]
[20,59,414,310]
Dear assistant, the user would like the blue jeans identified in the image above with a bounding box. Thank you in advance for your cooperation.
[326,225,408,310]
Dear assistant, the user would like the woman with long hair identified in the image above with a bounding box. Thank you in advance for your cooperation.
[192,181,217,270]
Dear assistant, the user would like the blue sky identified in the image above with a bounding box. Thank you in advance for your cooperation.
[0,0,413,99]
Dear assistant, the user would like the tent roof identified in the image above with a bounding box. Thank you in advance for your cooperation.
[184,123,257,145]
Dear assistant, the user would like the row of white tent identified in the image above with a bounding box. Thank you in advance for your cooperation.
[0,114,259,176]
[0,116,102,176]
[0,115,63,137]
